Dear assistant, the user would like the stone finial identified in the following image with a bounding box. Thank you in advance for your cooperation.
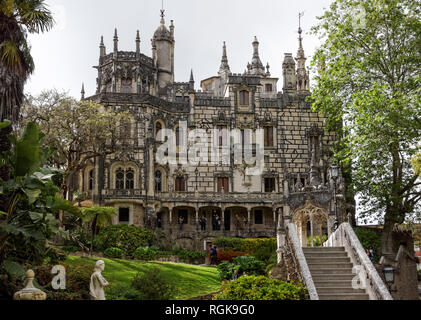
[99,35,106,57]
[136,30,141,54]
[113,28,118,53]
[13,270,47,300]
[81,82,85,100]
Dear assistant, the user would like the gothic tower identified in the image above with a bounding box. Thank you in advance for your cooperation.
[152,9,175,96]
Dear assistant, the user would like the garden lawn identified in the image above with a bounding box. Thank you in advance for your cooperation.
[65,256,221,300]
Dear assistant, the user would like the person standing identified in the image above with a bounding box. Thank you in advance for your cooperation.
[210,245,218,265]
[179,215,184,231]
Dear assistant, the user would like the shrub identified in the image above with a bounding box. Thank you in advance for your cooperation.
[104,247,124,259]
[106,283,141,300]
[176,250,206,261]
[213,238,245,251]
[417,269,421,282]
[214,276,308,300]
[131,268,176,300]
[133,247,158,261]
[94,225,154,257]
[232,255,266,276]
[217,255,266,280]
[217,261,236,280]
[60,245,81,253]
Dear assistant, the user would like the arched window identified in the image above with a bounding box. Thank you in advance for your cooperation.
[116,168,125,190]
[175,176,186,192]
[155,170,162,192]
[88,169,94,191]
[125,168,135,190]
[155,122,162,140]
[239,90,249,106]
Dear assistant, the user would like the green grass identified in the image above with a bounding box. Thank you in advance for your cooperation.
[65,256,221,300]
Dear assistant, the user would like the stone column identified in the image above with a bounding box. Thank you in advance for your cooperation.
[247,208,251,233]
[310,216,314,248]
[195,207,199,232]
[220,207,224,233]
[169,208,173,233]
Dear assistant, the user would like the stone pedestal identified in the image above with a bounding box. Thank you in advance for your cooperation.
[14,270,47,300]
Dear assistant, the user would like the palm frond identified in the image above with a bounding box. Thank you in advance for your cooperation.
[0,40,23,73]
[16,0,54,33]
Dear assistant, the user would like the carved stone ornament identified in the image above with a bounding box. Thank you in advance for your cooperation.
[14,270,47,300]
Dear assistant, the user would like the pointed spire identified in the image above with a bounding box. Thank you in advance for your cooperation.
[190,69,194,82]
[189,69,195,91]
[99,35,106,58]
[136,30,140,55]
[296,12,310,91]
[113,28,118,53]
[170,20,174,36]
[81,83,85,100]
[219,41,230,74]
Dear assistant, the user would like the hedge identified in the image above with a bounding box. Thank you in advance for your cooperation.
[94,225,155,256]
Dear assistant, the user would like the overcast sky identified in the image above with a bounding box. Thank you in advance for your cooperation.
[25,0,334,98]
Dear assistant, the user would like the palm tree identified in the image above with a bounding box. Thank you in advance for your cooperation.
[0,0,54,211]
[80,206,117,256]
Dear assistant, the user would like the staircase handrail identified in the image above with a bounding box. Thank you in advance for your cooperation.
[286,222,319,300]
[324,223,393,300]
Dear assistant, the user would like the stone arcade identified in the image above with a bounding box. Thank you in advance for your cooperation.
[77,10,348,250]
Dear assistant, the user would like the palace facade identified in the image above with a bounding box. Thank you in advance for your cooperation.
[78,10,347,250]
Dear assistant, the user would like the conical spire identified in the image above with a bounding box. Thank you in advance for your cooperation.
[189,69,195,91]
[266,62,271,77]
[219,41,230,73]
[296,12,306,67]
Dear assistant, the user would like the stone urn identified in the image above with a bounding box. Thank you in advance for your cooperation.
[13,270,47,300]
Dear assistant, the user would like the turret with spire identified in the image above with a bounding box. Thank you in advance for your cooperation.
[99,36,106,59]
[153,7,175,94]
[249,36,265,76]
[189,69,195,91]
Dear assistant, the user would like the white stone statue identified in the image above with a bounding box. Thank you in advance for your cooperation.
[89,260,109,300]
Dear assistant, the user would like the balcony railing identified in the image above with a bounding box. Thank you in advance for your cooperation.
[155,191,282,202]
[102,189,144,198]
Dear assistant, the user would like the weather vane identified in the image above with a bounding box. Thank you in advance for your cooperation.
[299,11,305,29]
[160,0,165,18]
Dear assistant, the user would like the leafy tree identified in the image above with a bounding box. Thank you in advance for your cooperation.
[0,0,54,200]
[80,206,116,255]
[0,121,79,273]
[309,0,421,254]
[412,152,421,177]
[21,90,130,201]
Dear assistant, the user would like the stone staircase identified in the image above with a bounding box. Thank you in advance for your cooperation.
[303,247,370,300]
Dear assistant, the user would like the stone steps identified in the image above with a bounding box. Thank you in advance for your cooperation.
[303,246,369,300]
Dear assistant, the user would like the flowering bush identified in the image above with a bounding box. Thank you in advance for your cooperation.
[216,249,250,264]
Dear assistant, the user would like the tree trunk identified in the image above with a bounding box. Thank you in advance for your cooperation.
[90,215,97,256]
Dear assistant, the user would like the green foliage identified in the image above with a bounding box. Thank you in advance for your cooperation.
[105,283,141,300]
[176,250,206,260]
[93,225,154,257]
[306,235,328,247]
[214,276,308,300]
[133,247,157,261]
[217,255,266,280]
[60,245,80,253]
[417,270,421,282]
[213,238,277,265]
[80,206,116,227]
[0,122,79,275]
[309,0,421,234]
[131,268,176,300]
[104,247,124,259]
[354,227,382,257]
